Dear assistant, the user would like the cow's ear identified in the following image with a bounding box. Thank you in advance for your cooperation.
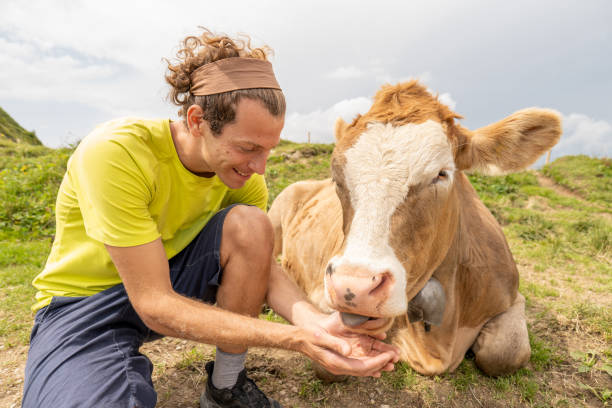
[334,118,349,143]
[454,108,562,174]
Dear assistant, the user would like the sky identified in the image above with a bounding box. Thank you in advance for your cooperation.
[1,0,610,163]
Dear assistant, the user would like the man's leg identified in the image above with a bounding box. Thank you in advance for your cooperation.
[22,285,156,408]
[216,204,273,350]
[167,203,274,334]
[167,204,280,407]
[211,205,273,388]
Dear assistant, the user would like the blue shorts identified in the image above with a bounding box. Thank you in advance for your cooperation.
[22,204,242,408]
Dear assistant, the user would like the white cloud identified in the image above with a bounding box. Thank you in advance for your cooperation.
[0,34,167,119]
[325,61,433,87]
[413,72,434,85]
[283,97,372,143]
[532,112,611,167]
[372,69,431,86]
[0,1,178,68]
[438,93,457,110]
[553,113,611,158]
[326,66,365,79]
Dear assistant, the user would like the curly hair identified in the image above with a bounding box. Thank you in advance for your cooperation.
[165,28,286,135]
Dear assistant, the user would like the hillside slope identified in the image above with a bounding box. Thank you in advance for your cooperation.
[0,107,42,145]
[542,155,612,207]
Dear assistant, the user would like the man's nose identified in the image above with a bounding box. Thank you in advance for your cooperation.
[249,152,268,175]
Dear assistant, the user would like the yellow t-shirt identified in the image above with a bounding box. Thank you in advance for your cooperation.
[32,118,268,312]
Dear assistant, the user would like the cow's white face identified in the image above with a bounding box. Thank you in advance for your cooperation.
[326,119,458,319]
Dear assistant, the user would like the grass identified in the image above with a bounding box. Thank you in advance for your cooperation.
[381,361,417,390]
[542,155,612,207]
[265,140,333,206]
[521,281,560,299]
[469,170,611,347]
[528,331,562,371]
[0,133,611,407]
[0,140,72,240]
[175,347,207,370]
[261,306,289,324]
[298,378,323,399]
[0,239,51,347]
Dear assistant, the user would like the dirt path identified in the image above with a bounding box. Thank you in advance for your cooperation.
[536,172,610,221]
[535,173,585,201]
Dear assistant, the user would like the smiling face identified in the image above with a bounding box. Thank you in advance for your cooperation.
[196,97,284,189]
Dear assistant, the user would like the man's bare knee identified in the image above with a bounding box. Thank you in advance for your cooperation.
[217,206,273,316]
[221,205,274,270]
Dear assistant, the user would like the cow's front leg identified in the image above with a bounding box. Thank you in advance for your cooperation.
[471,293,531,376]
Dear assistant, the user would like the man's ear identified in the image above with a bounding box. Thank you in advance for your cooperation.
[454,108,562,174]
[186,105,207,136]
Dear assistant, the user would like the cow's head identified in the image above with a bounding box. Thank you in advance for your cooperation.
[325,80,561,330]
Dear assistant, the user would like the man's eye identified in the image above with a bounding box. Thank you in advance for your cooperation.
[239,146,255,153]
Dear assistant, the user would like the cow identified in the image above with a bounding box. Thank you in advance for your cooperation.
[268,80,561,377]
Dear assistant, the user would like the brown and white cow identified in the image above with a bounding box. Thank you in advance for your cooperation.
[269,80,561,376]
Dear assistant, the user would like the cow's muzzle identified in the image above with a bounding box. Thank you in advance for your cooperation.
[407,276,446,332]
[339,277,446,331]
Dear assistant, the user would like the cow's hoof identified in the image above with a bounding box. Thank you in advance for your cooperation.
[312,361,348,383]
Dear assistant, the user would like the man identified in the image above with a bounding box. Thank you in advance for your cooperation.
[22,29,399,408]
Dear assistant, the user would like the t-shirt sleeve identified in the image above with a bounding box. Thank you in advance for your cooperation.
[71,137,161,247]
[220,173,268,211]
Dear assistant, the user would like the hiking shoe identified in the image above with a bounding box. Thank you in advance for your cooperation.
[200,361,283,408]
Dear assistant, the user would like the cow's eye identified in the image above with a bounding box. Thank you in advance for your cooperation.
[432,170,448,184]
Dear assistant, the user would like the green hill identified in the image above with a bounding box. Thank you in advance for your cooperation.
[0,106,42,145]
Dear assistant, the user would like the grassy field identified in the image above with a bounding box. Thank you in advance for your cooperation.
[0,139,610,407]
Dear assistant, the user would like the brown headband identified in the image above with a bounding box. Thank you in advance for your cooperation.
[189,57,281,96]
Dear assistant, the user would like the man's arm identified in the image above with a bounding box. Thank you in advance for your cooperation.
[106,238,398,377]
[265,260,322,328]
[106,238,306,349]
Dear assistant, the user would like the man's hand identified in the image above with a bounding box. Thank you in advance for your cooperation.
[266,261,399,377]
[297,311,400,378]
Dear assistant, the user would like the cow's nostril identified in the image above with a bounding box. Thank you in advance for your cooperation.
[369,273,388,296]
[326,264,334,276]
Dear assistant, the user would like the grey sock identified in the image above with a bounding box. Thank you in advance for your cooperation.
[212,348,247,389]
